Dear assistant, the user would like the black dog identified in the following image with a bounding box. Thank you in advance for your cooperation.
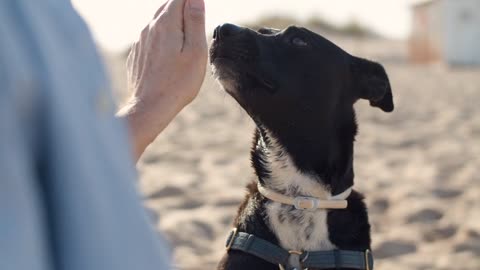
[210,23,393,270]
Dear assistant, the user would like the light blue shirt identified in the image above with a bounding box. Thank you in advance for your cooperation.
[0,0,172,269]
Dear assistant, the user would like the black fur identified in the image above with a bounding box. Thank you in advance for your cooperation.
[211,23,394,270]
[218,183,279,270]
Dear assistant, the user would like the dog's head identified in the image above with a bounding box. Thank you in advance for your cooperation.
[210,23,394,192]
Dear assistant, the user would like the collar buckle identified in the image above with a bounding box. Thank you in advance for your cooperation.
[226,228,238,251]
[365,249,372,270]
[293,196,319,210]
[258,183,351,210]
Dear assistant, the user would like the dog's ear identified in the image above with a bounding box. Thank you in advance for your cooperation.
[350,56,394,112]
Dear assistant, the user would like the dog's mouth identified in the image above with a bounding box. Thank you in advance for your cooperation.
[210,43,276,93]
[213,60,277,94]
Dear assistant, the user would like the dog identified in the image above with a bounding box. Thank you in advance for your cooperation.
[210,23,394,270]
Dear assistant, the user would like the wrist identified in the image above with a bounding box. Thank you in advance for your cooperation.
[117,95,181,161]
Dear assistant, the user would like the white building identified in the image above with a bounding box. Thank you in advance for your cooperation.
[409,0,480,65]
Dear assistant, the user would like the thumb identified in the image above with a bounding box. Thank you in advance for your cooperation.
[183,0,207,54]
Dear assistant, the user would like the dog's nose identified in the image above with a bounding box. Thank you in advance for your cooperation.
[213,23,243,40]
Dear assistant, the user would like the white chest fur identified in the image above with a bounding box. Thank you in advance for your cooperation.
[260,132,337,268]
[266,202,336,269]
[266,202,336,252]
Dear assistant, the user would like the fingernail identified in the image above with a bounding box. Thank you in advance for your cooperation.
[189,0,205,12]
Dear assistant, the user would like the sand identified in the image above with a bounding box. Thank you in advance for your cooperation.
[104,36,480,270]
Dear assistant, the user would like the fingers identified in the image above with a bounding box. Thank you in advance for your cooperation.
[147,0,207,57]
[153,0,169,19]
[161,0,186,28]
[182,0,207,54]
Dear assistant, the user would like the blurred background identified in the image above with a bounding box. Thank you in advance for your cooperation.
[73,0,480,269]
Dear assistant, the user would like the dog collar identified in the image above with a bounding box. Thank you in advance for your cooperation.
[257,183,352,210]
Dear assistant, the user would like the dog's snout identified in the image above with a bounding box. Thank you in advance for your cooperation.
[214,23,243,40]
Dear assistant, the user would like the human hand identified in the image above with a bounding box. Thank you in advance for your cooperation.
[118,0,207,160]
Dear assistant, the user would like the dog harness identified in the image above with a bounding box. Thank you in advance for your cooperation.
[224,184,372,269]
[226,229,373,270]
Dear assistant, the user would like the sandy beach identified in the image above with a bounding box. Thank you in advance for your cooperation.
[105,35,480,270]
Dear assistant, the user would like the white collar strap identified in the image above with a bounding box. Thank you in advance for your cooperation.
[257,183,352,210]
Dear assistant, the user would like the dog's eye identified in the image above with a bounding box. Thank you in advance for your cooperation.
[258,27,279,35]
[291,37,308,47]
